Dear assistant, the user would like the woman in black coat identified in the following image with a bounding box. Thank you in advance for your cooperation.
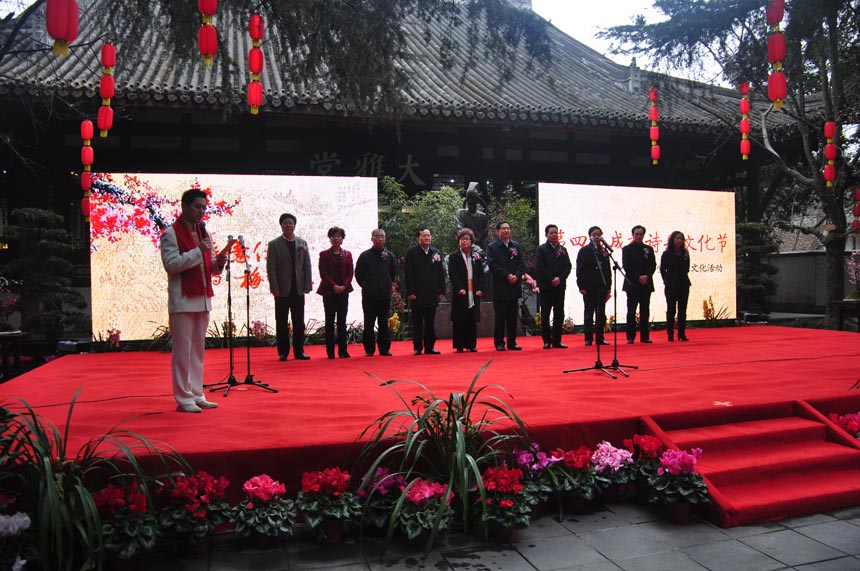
[660,230,691,342]
[448,228,484,352]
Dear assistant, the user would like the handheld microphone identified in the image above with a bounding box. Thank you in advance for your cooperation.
[198,221,207,241]
[598,237,613,253]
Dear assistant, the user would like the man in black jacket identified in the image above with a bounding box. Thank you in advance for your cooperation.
[621,225,657,344]
[535,224,572,349]
[404,227,446,355]
[575,226,612,346]
[355,229,397,356]
[487,221,526,351]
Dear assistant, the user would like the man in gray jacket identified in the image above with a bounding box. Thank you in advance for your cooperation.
[267,213,313,361]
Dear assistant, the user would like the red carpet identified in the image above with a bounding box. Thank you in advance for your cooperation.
[3,325,860,526]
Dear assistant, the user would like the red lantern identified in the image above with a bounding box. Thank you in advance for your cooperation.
[81,171,92,191]
[80,119,93,141]
[825,143,837,161]
[824,121,836,139]
[739,81,749,95]
[46,0,79,57]
[81,197,90,218]
[740,118,751,134]
[650,145,661,163]
[649,126,659,141]
[766,0,784,26]
[852,220,860,233]
[81,145,94,166]
[249,13,264,41]
[768,33,786,63]
[649,107,658,122]
[100,42,116,69]
[100,75,115,103]
[648,87,658,102]
[198,0,217,14]
[767,71,786,109]
[854,204,860,218]
[740,98,750,115]
[740,139,751,156]
[248,47,263,75]
[198,25,217,65]
[98,106,114,137]
[823,164,836,183]
[248,81,263,115]
[855,188,860,202]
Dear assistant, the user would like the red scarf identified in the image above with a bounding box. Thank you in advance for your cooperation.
[172,219,214,298]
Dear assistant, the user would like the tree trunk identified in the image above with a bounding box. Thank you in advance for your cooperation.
[824,232,846,328]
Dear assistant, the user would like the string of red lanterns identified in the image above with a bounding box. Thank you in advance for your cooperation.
[649,87,660,165]
[98,42,116,137]
[766,0,786,110]
[46,0,79,57]
[247,13,264,115]
[852,188,860,235]
[80,120,93,220]
[823,121,837,188]
[198,0,218,66]
[739,81,751,160]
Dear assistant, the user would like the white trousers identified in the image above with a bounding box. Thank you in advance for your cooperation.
[169,311,209,406]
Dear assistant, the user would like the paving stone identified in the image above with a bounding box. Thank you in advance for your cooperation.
[560,509,633,534]
[441,544,536,571]
[826,505,860,520]
[739,529,844,567]
[681,538,785,571]
[515,514,578,540]
[515,534,608,570]
[614,549,708,571]
[286,538,373,570]
[794,557,860,571]
[210,541,289,571]
[554,562,624,571]
[779,513,839,528]
[605,504,662,525]
[794,520,860,555]
[636,519,731,548]
[719,521,786,539]
[577,525,672,561]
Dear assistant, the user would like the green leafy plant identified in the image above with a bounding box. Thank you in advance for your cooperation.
[157,470,230,545]
[295,467,362,529]
[394,478,454,540]
[648,448,711,505]
[357,361,531,539]
[0,390,188,570]
[232,474,296,537]
[479,465,531,529]
[552,445,599,501]
[93,483,159,560]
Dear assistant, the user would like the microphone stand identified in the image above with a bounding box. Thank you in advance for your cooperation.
[204,242,238,389]
[564,240,616,378]
[604,248,638,377]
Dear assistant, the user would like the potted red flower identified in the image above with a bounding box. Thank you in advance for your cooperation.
[93,482,158,561]
[295,467,362,543]
[232,474,296,539]
[157,471,230,546]
[479,465,531,542]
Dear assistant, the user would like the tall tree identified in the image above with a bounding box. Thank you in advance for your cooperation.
[602,0,860,326]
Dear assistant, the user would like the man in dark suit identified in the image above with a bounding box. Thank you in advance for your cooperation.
[575,226,612,346]
[266,213,313,361]
[486,221,525,351]
[404,227,446,355]
[535,224,572,349]
[354,229,397,356]
[622,224,657,344]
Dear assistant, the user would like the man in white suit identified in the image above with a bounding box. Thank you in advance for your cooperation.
[160,189,231,413]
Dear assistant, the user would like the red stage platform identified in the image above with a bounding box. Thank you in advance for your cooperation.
[3,325,860,526]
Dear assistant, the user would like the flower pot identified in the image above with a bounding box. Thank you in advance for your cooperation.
[106,554,139,571]
[667,501,692,524]
[561,492,589,514]
[320,518,344,544]
[635,478,652,505]
[492,523,516,543]
[601,484,621,504]
[409,529,431,550]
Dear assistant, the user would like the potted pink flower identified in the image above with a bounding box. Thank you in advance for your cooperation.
[591,440,635,497]
[395,478,454,543]
[232,474,296,538]
[648,448,710,523]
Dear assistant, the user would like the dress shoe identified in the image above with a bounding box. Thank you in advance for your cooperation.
[552,343,568,349]
[278,354,288,362]
[495,345,506,352]
[507,344,523,351]
[339,351,351,358]
[641,339,653,344]
[379,351,393,356]
[467,347,478,352]
[295,353,311,360]
[426,349,441,355]
[678,333,689,342]
[195,398,218,409]
[626,340,634,344]
[327,354,336,360]
[543,342,552,349]
[414,349,423,356]
[584,340,593,346]
[365,352,375,356]
[456,348,464,353]
[597,340,610,346]
[177,403,202,413]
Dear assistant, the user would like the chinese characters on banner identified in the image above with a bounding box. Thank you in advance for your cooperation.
[309,151,427,186]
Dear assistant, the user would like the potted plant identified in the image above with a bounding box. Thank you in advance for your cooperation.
[157,470,230,548]
[623,434,665,502]
[828,412,860,438]
[92,482,158,563]
[479,465,531,542]
[394,478,454,547]
[357,467,407,531]
[648,448,711,523]
[0,506,33,571]
[295,467,362,543]
[551,445,598,514]
[232,474,296,542]
[591,440,635,502]
[512,443,562,514]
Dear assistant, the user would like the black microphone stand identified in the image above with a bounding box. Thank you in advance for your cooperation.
[604,248,638,377]
[564,240,616,378]
[208,241,277,396]
[204,241,238,389]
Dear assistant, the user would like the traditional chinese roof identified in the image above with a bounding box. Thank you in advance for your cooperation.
[0,1,797,137]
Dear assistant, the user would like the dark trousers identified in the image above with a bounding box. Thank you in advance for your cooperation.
[666,286,690,335]
[411,305,438,352]
[539,286,566,344]
[493,299,519,347]
[582,290,607,343]
[452,309,478,350]
[275,293,305,357]
[323,293,349,356]
[362,297,391,355]
[625,290,652,341]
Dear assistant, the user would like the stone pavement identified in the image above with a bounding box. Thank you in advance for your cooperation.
[133,502,860,571]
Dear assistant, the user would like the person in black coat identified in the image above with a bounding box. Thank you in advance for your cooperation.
[535,224,572,349]
[448,228,484,352]
[660,230,692,342]
[354,229,397,356]
[621,224,657,344]
[404,227,446,355]
[486,221,526,351]
[575,226,612,346]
